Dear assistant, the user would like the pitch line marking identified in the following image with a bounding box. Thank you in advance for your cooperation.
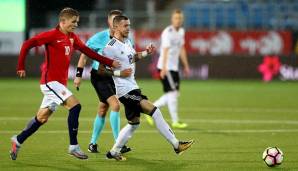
[1,117,298,125]
[179,107,298,113]
[1,129,298,134]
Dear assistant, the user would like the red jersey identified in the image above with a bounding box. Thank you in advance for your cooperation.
[17,26,114,85]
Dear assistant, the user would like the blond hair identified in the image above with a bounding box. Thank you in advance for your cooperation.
[172,9,183,15]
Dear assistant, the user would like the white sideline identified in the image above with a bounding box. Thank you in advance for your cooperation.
[1,117,298,125]
[180,107,298,113]
[1,129,298,134]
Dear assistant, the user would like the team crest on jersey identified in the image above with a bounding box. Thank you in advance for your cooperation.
[61,91,66,96]
[64,46,70,55]
[69,38,74,45]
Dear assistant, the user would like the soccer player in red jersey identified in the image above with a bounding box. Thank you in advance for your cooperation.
[10,7,120,160]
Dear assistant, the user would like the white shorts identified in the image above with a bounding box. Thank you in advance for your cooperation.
[40,81,72,112]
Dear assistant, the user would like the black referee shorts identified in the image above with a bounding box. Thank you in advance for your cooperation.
[90,69,116,104]
[119,89,148,121]
[159,70,180,92]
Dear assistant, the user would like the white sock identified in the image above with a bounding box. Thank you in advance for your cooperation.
[152,108,179,149]
[111,124,139,154]
[154,94,168,108]
[69,144,79,151]
[167,91,179,123]
[12,136,21,146]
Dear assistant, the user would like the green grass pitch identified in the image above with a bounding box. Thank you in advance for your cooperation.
[0,78,298,171]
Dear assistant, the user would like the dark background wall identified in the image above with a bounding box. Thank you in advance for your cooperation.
[2,54,297,80]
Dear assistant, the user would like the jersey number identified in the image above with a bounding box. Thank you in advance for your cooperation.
[128,54,133,64]
[65,46,70,55]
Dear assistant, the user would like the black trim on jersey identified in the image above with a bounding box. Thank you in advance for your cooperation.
[44,44,64,103]
[108,39,116,46]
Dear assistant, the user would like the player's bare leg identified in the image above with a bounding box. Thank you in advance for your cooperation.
[64,95,88,159]
[10,108,52,160]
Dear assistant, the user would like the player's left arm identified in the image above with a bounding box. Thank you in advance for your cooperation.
[179,45,190,77]
[133,43,155,63]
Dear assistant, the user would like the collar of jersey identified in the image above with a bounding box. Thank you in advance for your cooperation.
[113,37,128,45]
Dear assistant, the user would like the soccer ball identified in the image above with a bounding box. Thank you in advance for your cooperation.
[262,147,283,167]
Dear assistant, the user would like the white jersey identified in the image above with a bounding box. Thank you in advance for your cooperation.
[103,38,139,97]
[157,25,185,71]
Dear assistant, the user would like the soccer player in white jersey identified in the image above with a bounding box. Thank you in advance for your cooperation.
[146,9,190,129]
[74,10,132,154]
[103,15,194,161]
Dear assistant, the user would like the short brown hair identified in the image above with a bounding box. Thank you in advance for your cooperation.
[172,9,183,15]
[108,10,123,18]
[59,7,79,21]
[113,15,129,26]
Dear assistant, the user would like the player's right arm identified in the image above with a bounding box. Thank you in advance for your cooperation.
[17,31,55,78]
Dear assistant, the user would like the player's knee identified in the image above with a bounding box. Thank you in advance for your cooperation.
[36,115,49,124]
[168,91,179,99]
[98,109,107,117]
[36,108,52,124]
[110,102,120,112]
[98,104,108,116]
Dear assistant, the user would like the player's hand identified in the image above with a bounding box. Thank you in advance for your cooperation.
[184,66,190,77]
[146,43,155,55]
[120,68,132,77]
[74,77,82,91]
[112,60,121,68]
[160,69,167,79]
[17,70,26,78]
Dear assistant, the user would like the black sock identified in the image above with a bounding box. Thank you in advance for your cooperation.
[17,116,43,144]
[68,104,81,145]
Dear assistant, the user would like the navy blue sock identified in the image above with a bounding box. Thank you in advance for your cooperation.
[17,116,43,144]
[68,104,81,145]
